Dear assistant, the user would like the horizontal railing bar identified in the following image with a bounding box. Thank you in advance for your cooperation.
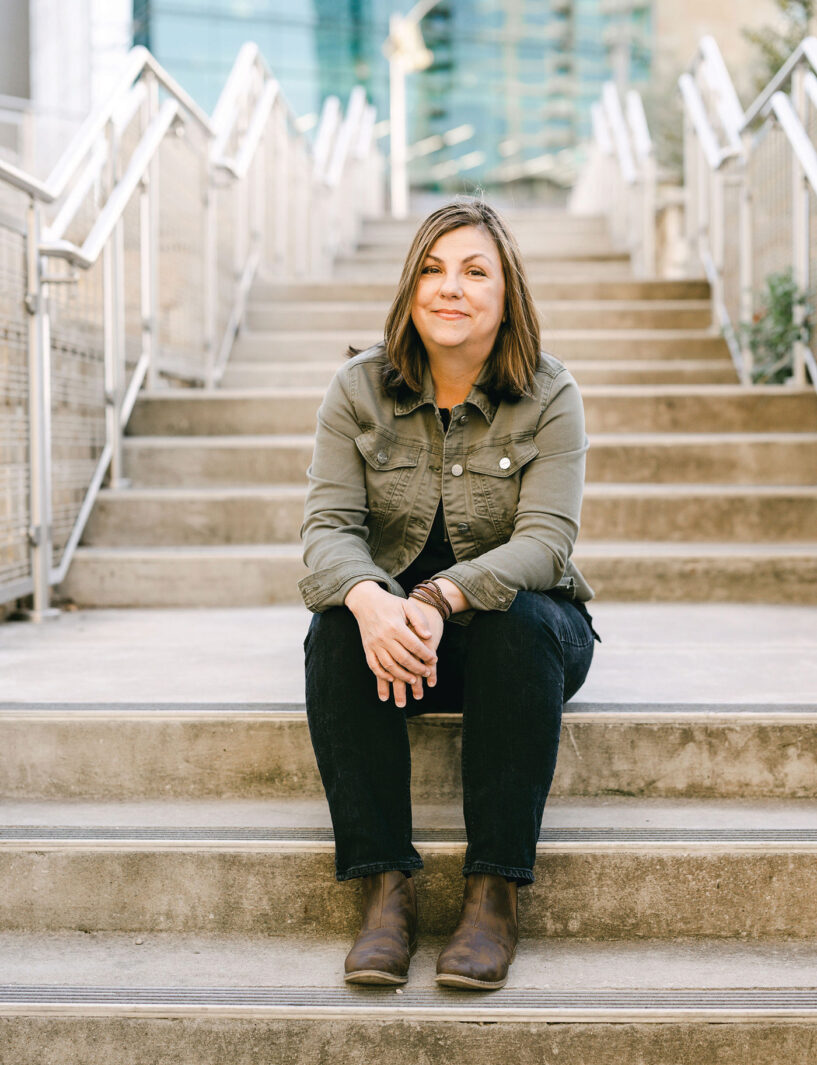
[39,99,179,268]
[215,81,278,180]
[770,91,817,194]
[741,36,817,128]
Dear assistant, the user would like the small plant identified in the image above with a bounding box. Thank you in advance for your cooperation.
[737,268,815,384]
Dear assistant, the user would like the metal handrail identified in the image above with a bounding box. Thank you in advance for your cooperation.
[582,35,817,395]
[0,44,382,619]
[680,35,817,390]
[575,82,656,278]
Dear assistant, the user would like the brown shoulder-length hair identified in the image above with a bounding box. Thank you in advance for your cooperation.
[348,198,541,403]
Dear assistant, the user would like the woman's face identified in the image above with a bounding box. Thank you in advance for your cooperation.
[410,224,506,362]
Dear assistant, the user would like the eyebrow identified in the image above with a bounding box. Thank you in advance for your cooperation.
[424,253,492,264]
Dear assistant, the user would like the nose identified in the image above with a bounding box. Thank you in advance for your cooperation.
[439,270,463,298]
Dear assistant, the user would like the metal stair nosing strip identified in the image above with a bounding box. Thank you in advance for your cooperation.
[0,985,816,1021]
[3,826,817,851]
[0,702,816,723]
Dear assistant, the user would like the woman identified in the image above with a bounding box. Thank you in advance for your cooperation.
[299,199,602,991]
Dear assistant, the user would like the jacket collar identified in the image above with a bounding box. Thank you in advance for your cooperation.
[393,356,499,424]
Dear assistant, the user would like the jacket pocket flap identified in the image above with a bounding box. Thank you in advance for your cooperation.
[355,429,422,471]
[466,438,539,477]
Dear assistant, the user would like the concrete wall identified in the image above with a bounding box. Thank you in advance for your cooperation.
[0,0,30,97]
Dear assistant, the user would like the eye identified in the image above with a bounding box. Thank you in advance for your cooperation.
[467,268,486,277]
[421,265,440,274]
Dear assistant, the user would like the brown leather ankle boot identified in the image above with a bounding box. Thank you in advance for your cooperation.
[344,870,418,985]
[435,872,518,990]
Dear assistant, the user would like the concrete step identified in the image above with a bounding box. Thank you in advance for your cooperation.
[3,933,816,1063]
[250,279,712,303]
[3,601,814,705]
[3,700,816,802]
[2,796,817,936]
[121,432,817,488]
[245,299,714,331]
[127,386,817,436]
[81,484,817,547]
[231,328,731,362]
[57,542,817,606]
[333,259,637,281]
[220,357,739,388]
[339,245,630,265]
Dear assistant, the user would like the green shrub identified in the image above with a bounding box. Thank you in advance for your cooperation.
[737,268,814,384]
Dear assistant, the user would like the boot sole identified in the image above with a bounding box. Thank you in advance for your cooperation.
[343,938,417,986]
[345,969,408,986]
[435,972,507,990]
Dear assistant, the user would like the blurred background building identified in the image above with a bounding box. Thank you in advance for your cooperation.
[0,0,796,191]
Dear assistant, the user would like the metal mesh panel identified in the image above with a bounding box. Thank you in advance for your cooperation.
[45,244,106,572]
[157,125,207,380]
[0,220,31,593]
[748,118,794,316]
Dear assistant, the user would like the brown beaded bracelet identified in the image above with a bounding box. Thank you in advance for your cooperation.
[409,578,452,621]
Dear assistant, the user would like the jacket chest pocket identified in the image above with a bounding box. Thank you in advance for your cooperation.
[355,429,422,517]
[465,437,539,535]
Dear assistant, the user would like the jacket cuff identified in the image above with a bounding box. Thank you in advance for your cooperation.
[298,561,406,611]
[431,563,517,613]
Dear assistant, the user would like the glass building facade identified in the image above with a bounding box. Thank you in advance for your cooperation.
[133,0,653,189]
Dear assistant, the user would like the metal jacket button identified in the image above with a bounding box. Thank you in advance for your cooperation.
[377,450,389,464]
[451,463,463,477]
[458,414,468,424]
[457,522,470,533]
[499,457,511,470]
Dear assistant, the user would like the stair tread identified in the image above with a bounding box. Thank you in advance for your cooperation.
[4,795,817,838]
[94,484,817,498]
[4,601,814,704]
[2,933,816,1014]
[70,542,817,556]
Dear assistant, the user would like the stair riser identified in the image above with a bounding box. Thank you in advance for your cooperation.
[6,1015,813,1065]
[123,441,313,485]
[1,848,814,937]
[127,393,817,436]
[3,717,816,801]
[58,554,817,607]
[231,333,730,362]
[81,493,817,546]
[122,438,817,487]
[245,305,713,331]
[221,362,739,388]
[251,280,712,302]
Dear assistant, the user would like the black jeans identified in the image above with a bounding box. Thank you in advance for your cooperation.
[303,589,600,886]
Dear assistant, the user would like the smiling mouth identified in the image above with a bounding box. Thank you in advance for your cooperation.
[434,310,468,319]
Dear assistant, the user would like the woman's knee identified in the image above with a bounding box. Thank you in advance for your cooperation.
[468,589,563,650]
[304,606,364,668]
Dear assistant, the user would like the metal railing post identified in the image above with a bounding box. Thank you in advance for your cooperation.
[22,197,60,620]
[103,116,129,487]
[141,72,160,391]
[791,63,809,386]
[738,130,754,383]
[203,170,218,389]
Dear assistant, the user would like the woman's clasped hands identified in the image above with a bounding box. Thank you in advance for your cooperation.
[344,580,445,707]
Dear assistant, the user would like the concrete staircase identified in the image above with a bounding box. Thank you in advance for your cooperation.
[58,209,817,608]
[3,208,817,1059]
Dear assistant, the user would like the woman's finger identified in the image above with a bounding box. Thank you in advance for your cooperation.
[391,678,408,708]
[376,675,391,702]
[377,647,425,685]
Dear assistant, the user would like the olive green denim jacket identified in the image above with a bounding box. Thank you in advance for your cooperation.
[298,342,595,624]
